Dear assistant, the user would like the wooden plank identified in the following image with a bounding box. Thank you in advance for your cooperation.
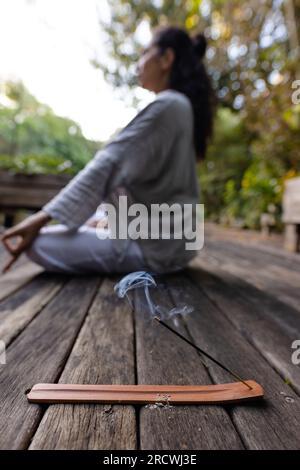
[205,223,300,271]
[187,258,300,393]
[194,250,300,337]
[0,260,43,302]
[0,172,71,209]
[0,277,100,449]
[204,239,300,311]
[29,278,136,450]
[0,273,65,346]
[0,171,71,187]
[0,243,5,256]
[167,271,300,449]
[134,280,244,450]
[206,234,300,274]
[252,239,300,262]
[0,187,65,209]
[207,237,300,275]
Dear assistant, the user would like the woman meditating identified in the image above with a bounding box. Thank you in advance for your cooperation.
[1,25,215,275]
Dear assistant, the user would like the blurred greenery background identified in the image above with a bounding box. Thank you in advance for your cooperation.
[1,0,300,231]
[0,81,102,175]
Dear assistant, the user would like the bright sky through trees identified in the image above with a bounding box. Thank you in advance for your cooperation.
[0,0,153,141]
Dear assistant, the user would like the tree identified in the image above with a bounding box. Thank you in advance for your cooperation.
[93,0,300,229]
[0,81,102,174]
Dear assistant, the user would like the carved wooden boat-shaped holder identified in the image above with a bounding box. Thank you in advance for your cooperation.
[27,380,264,405]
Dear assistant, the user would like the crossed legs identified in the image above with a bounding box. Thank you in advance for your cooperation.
[26,224,148,274]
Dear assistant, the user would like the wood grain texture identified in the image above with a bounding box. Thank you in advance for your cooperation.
[204,239,300,311]
[0,277,100,449]
[29,278,136,450]
[0,273,65,346]
[134,281,244,450]
[0,171,72,210]
[187,258,300,394]
[0,261,43,302]
[205,223,300,272]
[167,272,300,449]
[0,222,299,450]
[193,247,300,336]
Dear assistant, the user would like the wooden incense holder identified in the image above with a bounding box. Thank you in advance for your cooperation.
[27,380,263,405]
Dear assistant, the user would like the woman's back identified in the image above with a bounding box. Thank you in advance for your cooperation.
[42,89,201,273]
[106,89,200,273]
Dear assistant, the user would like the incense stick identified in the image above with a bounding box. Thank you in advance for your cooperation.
[154,316,252,390]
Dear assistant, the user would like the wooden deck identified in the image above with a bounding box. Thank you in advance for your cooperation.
[1,223,300,450]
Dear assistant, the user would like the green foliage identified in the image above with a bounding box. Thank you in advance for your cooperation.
[0,154,74,175]
[220,160,283,229]
[96,0,300,232]
[199,107,252,222]
[198,103,299,229]
[0,81,102,175]
[238,161,282,229]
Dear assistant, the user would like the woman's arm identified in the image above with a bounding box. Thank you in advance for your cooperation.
[41,147,120,230]
[42,95,179,230]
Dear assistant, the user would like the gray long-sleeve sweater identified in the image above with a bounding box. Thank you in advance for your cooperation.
[43,89,201,273]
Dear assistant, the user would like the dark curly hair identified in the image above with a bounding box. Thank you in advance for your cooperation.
[152,25,216,160]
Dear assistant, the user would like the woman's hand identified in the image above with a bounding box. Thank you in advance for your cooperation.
[1,210,52,273]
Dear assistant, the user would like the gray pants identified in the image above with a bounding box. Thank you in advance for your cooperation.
[26,224,148,274]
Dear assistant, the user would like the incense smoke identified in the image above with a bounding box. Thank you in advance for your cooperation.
[114,271,194,326]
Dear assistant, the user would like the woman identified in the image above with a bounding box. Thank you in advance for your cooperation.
[1,25,215,275]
